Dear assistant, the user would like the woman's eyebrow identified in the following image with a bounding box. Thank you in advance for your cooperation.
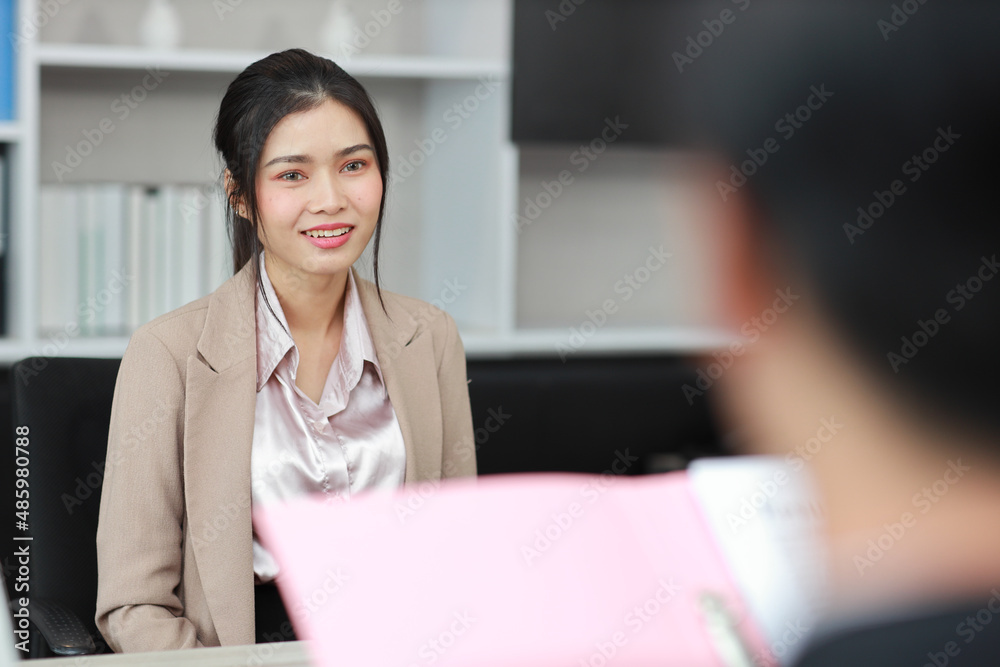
[262,144,374,169]
[336,143,375,159]
[262,154,311,168]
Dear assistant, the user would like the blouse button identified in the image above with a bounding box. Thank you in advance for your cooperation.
[312,419,326,433]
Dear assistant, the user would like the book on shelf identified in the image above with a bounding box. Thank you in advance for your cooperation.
[0,0,14,121]
[37,183,232,339]
[0,148,6,335]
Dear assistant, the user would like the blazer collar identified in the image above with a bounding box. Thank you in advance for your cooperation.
[354,270,442,483]
[353,268,420,351]
[198,261,419,376]
[196,259,257,373]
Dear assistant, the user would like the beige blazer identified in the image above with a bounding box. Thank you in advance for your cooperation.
[95,261,476,653]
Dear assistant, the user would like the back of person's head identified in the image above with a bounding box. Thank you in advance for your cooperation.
[688,1,1000,439]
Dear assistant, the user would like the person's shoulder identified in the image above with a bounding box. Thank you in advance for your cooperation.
[357,275,458,334]
[127,294,212,360]
[793,597,1000,666]
[129,266,252,358]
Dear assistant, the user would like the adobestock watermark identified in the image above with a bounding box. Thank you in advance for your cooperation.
[545,0,588,31]
[441,405,510,478]
[750,617,811,667]
[854,458,970,576]
[785,417,844,472]
[877,0,931,41]
[844,125,960,244]
[918,589,1000,667]
[520,449,639,566]
[726,417,840,535]
[390,75,502,185]
[375,276,469,370]
[405,611,476,667]
[555,245,672,362]
[334,0,417,59]
[14,268,135,387]
[887,253,997,373]
[682,287,800,405]
[397,406,511,523]
[51,67,170,181]
[716,84,833,202]
[244,624,295,666]
[514,116,629,234]
[7,0,74,52]
[672,0,751,74]
[291,567,350,621]
[578,578,682,667]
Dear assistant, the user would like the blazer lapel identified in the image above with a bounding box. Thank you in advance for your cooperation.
[355,270,445,483]
[183,262,257,646]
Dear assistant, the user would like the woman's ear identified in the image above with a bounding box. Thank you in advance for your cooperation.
[224,168,247,219]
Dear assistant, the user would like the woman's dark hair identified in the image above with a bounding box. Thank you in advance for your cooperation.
[213,48,389,309]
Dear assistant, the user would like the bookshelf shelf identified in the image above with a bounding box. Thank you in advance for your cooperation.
[463,327,736,358]
[0,327,737,364]
[0,337,132,365]
[36,44,508,80]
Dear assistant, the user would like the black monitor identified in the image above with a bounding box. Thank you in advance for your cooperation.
[511,0,754,146]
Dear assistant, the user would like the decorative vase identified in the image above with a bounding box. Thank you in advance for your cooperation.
[320,0,359,61]
[139,0,183,50]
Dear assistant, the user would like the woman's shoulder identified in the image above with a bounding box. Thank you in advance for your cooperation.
[356,275,459,336]
[128,295,212,358]
[128,268,253,360]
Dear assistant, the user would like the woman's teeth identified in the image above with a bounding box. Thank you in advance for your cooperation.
[304,227,352,238]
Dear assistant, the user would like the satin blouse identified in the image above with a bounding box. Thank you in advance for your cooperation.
[251,256,406,581]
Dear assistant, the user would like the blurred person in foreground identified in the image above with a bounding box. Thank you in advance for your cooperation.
[690,2,1000,665]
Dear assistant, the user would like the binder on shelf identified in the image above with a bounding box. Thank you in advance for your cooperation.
[0,148,6,335]
[38,182,235,339]
[98,184,127,336]
[60,187,81,337]
[0,0,14,121]
[78,185,101,336]
[204,186,231,292]
[140,186,159,326]
[125,185,145,331]
[178,186,204,308]
[39,186,65,336]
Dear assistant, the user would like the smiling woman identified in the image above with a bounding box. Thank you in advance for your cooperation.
[94,49,477,653]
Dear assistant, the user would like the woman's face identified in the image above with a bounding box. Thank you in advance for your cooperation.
[253,98,382,282]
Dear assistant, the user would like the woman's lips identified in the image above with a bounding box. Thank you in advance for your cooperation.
[302,226,354,248]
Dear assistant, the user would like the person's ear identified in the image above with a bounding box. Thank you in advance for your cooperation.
[715,178,784,331]
[224,169,248,220]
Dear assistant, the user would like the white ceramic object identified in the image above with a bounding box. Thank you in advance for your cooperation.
[139,0,183,50]
[320,0,360,60]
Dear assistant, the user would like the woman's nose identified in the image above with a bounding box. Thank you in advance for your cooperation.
[308,171,347,215]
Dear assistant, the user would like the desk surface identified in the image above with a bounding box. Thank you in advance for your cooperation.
[44,641,311,667]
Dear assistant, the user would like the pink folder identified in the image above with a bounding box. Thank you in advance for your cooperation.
[255,472,773,666]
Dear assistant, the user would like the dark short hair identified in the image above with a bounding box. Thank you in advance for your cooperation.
[688,2,1000,433]
[213,48,390,309]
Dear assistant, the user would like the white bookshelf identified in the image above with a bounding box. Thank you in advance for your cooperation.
[0,0,734,364]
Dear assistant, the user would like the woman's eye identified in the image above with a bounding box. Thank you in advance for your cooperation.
[279,172,304,181]
[343,160,365,173]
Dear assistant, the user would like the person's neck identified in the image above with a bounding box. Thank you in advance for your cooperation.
[264,254,349,339]
[721,312,1000,612]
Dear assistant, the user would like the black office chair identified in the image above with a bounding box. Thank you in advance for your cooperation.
[8,357,121,658]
